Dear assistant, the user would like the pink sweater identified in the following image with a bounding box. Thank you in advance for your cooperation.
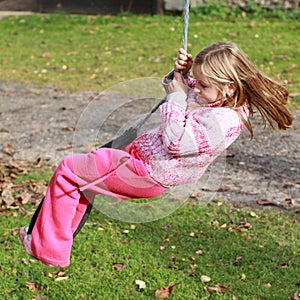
[133,73,249,186]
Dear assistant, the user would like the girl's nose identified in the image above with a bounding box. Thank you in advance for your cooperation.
[194,87,201,94]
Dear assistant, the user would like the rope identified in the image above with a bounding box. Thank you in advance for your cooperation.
[182,0,190,51]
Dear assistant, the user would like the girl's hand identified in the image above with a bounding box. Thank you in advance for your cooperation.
[174,48,193,76]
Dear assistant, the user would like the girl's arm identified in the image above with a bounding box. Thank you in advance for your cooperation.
[160,95,246,158]
[162,48,194,93]
[160,92,206,157]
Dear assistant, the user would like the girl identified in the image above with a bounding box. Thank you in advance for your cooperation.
[19,41,293,267]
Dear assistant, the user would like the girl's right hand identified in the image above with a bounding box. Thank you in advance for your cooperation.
[174,48,193,76]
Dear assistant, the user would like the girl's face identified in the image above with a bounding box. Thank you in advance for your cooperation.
[192,69,223,105]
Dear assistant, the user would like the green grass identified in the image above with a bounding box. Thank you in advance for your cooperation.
[1,202,299,299]
[11,168,53,184]
[0,12,299,106]
[0,7,300,299]
[1,165,299,299]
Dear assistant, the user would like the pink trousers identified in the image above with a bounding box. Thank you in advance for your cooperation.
[31,145,167,267]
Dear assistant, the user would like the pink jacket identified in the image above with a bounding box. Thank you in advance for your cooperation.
[133,72,249,186]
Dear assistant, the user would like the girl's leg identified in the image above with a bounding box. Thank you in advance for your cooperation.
[29,154,93,267]
[20,148,166,267]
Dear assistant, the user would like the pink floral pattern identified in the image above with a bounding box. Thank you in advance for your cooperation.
[133,74,249,186]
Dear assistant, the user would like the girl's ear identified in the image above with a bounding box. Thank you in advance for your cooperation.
[226,82,236,97]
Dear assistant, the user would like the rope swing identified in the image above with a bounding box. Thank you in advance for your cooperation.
[27,1,191,238]
[73,0,191,236]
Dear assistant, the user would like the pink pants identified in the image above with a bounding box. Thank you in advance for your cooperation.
[31,145,167,266]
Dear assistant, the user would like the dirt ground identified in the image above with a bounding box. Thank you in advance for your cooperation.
[0,80,299,210]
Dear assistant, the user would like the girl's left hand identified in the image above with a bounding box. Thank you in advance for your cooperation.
[174,48,193,76]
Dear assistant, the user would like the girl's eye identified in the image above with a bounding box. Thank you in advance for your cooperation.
[198,83,208,89]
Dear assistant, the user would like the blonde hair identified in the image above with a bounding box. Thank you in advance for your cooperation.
[193,41,293,137]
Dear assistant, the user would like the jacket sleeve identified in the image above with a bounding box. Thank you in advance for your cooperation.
[159,92,246,158]
[162,70,196,94]
[159,91,209,157]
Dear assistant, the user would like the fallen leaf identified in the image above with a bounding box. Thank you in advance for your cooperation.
[135,280,146,290]
[45,270,66,279]
[283,198,294,208]
[54,276,69,282]
[256,199,277,206]
[160,223,172,231]
[200,275,211,283]
[189,192,203,201]
[233,256,244,265]
[154,55,165,63]
[284,64,297,73]
[42,51,51,58]
[33,157,45,168]
[292,291,300,300]
[278,241,289,247]
[56,144,72,151]
[67,51,79,56]
[63,126,76,131]
[155,283,176,298]
[139,201,154,208]
[204,284,228,293]
[250,211,259,218]
[18,191,32,205]
[22,258,29,265]
[217,185,230,192]
[3,144,15,156]
[25,281,42,291]
[112,262,125,271]
[1,183,15,206]
[31,180,48,194]
[45,271,53,278]
[57,271,66,277]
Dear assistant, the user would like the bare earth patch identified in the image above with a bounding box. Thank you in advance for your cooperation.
[0,81,299,211]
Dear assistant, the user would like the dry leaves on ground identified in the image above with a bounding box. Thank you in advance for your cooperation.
[0,159,52,214]
[155,283,177,299]
[204,284,228,293]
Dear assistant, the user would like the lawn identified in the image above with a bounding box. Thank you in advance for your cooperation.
[0,188,300,300]
[1,197,300,299]
[0,10,299,106]
[0,5,299,299]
